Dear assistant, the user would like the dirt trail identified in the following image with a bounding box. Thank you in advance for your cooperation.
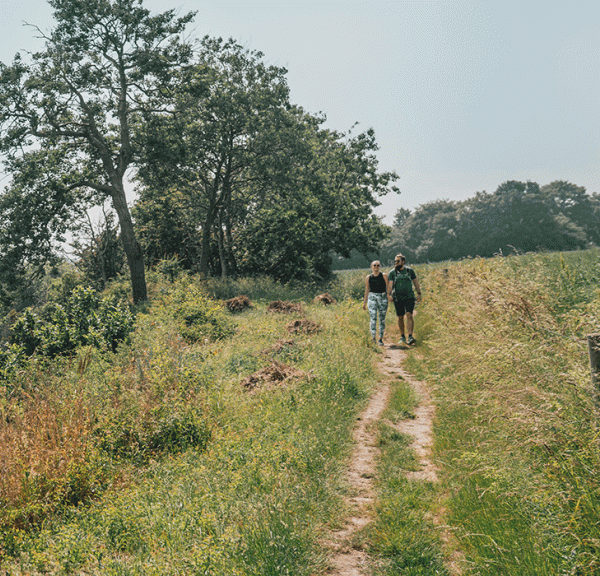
[325,343,441,575]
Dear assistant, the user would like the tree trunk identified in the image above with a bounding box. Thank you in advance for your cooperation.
[110,185,148,304]
[216,222,228,278]
[224,212,238,277]
[198,211,214,277]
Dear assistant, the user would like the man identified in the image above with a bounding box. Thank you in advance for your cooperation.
[387,253,422,345]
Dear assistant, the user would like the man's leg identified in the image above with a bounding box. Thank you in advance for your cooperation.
[397,314,405,336]
[405,312,414,336]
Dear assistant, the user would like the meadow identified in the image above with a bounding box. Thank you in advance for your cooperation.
[1,249,599,575]
[408,248,600,575]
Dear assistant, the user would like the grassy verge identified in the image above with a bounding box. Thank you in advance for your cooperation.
[1,275,379,575]
[405,249,600,575]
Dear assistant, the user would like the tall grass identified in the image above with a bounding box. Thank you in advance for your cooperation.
[0,273,378,574]
[407,249,600,574]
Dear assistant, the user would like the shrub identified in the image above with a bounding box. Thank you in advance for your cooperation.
[96,406,211,461]
[171,282,235,343]
[7,286,135,360]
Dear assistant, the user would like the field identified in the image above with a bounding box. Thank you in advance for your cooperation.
[1,249,599,574]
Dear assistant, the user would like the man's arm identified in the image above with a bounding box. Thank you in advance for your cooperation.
[413,277,422,302]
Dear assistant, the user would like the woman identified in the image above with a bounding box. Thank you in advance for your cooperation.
[362,260,388,346]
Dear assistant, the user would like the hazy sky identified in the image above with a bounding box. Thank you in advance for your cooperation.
[1,0,599,223]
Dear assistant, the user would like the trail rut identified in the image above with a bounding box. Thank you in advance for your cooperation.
[324,344,442,575]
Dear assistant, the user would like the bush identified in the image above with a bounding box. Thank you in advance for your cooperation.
[171,282,235,343]
[96,406,211,461]
[8,286,135,360]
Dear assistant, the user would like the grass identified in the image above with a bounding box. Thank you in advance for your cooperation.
[0,275,378,574]
[3,250,600,574]
[363,369,449,576]
[405,248,600,575]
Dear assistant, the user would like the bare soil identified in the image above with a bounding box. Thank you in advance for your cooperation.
[314,293,338,305]
[224,295,253,313]
[324,343,444,575]
[240,360,310,391]
[267,300,304,314]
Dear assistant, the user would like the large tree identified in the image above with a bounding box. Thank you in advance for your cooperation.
[135,38,398,281]
[135,37,291,277]
[541,180,599,245]
[0,0,196,303]
[237,120,396,281]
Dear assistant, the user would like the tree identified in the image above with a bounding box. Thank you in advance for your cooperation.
[136,36,291,277]
[541,180,599,245]
[0,0,196,303]
[462,181,587,256]
[386,180,593,264]
[388,199,459,262]
[219,115,396,281]
[135,38,398,281]
[0,147,83,312]
[393,208,411,229]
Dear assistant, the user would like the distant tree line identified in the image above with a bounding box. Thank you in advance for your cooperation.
[0,0,397,314]
[381,180,600,264]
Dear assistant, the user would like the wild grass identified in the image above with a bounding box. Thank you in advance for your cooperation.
[0,273,377,574]
[406,248,600,575]
[5,251,598,574]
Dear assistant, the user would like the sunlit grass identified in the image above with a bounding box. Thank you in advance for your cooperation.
[366,375,449,575]
[408,248,600,575]
[1,276,380,574]
[5,250,598,574]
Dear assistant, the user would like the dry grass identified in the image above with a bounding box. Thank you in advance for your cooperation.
[0,382,98,531]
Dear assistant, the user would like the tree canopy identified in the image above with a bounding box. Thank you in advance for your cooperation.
[385,180,598,263]
[1,4,397,302]
[134,38,397,282]
[0,0,196,303]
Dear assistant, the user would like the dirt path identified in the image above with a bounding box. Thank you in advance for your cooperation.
[324,343,440,575]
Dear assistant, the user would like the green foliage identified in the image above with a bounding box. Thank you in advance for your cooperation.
[0,283,377,574]
[0,0,198,304]
[8,286,135,361]
[71,210,127,289]
[385,180,596,263]
[135,37,396,282]
[171,281,235,343]
[96,405,211,462]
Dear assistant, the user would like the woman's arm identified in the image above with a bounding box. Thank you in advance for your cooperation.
[363,275,370,309]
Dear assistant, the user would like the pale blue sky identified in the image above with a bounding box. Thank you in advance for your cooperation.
[1,0,599,223]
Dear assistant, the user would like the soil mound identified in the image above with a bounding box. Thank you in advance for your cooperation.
[267,300,303,314]
[286,318,321,335]
[241,361,308,391]
[225,295,252,313]
[313,293,337,305]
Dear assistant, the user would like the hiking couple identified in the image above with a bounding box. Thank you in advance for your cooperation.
[362,254,422,346]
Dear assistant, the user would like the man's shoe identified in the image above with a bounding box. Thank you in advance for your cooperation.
[407,335,416,345]
[378,339,384,346]
[399,336,407,345]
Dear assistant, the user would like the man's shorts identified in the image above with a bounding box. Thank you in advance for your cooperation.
[393,297,415,316]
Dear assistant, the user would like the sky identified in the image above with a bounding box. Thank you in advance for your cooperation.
[1,0,599,223]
